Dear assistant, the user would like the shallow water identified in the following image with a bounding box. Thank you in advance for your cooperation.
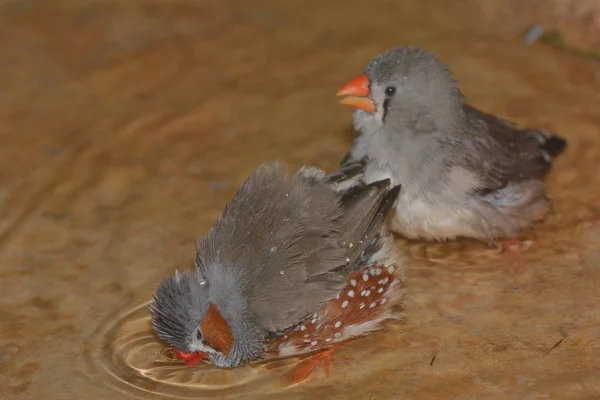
[1,0,600,399]
[84,263,406,398]
[84,299,304,398]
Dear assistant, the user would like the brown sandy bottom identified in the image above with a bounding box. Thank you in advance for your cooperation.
[0,0,599,399]
[481,0,600,54]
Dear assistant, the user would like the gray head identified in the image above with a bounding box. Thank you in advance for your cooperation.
[149,270,208,353]
[149,267,262,368]
[337,46,464,133]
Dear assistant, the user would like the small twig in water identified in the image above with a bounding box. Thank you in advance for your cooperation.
[523,24,545,45]
[545,338,564,355]
[430,355,436,366]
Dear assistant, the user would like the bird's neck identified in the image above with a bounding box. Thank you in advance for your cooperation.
[211,294,266,366]
[363,107,462,187]
[396,98,464,133]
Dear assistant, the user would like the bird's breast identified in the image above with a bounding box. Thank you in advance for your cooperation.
[389,191,481,241]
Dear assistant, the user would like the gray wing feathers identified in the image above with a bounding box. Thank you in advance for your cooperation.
[196,162,397,332]
[336,180,398,270]
[324,159,368,193]
[458,105,566,195]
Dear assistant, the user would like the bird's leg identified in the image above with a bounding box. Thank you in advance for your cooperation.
[500,236,534,273]
[290,344,341,383]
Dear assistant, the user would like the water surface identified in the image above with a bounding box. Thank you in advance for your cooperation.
[0,0,599,399]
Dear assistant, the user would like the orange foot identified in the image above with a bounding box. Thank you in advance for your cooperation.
[501,239,533,273]
[291,344,341,384]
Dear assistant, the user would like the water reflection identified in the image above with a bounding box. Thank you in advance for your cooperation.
[84,300,308,399]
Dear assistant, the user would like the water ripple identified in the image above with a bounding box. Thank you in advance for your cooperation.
[84,300,304,399]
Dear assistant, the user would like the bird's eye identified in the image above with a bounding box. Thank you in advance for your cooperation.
[196,329,203,341]
[385,86,396,96]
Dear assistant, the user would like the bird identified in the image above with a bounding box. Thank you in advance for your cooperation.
[149,161,405,382]
[335,45,567,255]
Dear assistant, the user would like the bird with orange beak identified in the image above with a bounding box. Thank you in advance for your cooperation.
[335,46,567,250]
[149,161,405,382]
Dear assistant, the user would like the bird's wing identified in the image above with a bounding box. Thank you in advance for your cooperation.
[323,157,368,192]
[456,104,566,196]
[195,162,399,332]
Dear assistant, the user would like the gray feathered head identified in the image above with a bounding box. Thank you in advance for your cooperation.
[149,270,211,355]
[337,46,464,131]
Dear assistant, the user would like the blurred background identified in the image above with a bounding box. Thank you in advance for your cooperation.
[0,1,598,399]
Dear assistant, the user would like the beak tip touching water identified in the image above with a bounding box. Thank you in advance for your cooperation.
[173,348,208,367]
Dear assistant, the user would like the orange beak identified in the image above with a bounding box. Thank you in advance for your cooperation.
[173,348,207,367]
[336,74,375,113]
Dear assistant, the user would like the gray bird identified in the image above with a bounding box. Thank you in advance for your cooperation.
[149,161,404,380]
[336,46,567,246]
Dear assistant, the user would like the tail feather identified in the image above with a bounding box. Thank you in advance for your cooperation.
[535,130,567,157]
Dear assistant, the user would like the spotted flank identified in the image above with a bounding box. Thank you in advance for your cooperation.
[270,264,404,357]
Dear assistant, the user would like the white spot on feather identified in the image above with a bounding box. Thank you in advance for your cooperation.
[278,342,301,356]
[300,325,306,331]
[362,273,369,282]
[370,302,376,308]
[334,321,341,328]
[541,151,551,162]
[348,290,355,297]
[350,279,356,286]
[341,314,394,340]
[387,265,395,274]
[342,300,349,308]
